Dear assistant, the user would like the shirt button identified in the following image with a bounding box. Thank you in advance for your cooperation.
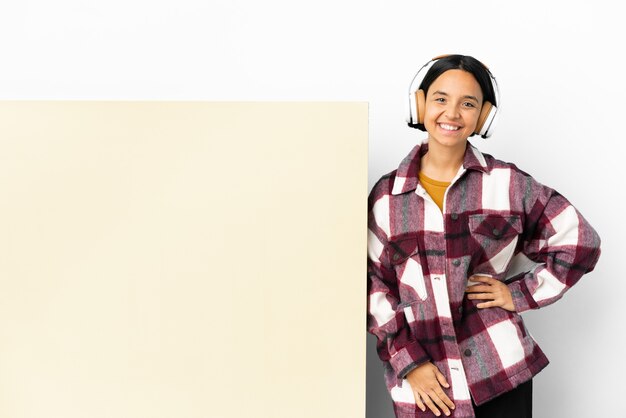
[492,228,501,237]
[464,349,472,357]
[452,259,461,267]
[458,306,463,314]
[451,213,459,220]
[393,253,400,261]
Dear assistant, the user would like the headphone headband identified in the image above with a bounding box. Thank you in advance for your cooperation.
[406,55,501,138]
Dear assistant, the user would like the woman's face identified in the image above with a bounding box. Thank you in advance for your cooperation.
[423,69,484,150]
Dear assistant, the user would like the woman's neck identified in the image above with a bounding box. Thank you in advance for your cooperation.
[420,140,466,182]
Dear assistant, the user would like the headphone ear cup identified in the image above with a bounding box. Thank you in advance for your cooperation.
[416,89,426,124]
[475,101,493,135]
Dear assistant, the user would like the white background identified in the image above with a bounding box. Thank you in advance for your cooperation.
[1,1,621,417]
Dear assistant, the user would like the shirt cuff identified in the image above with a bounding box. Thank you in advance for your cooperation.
[507,278,539,314]
[389,340,430,379]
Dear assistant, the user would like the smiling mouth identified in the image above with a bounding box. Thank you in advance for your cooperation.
[438,123,461,131]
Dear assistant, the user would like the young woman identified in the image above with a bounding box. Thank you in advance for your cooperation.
[367,55,601,418]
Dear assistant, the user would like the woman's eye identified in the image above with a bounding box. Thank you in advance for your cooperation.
[435,98,445,103]
[463,102,476,108]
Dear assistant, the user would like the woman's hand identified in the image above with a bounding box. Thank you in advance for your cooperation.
[465,275,516,311]
[406,362,455,416]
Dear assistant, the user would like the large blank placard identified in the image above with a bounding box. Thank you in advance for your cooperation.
[0,102,367,418]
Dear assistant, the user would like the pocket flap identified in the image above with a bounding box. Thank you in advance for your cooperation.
[388,233,420,265]
[469,214,522,240]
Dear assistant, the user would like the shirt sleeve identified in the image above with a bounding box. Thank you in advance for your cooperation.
[507,181,601,314]
[367,180,430,379]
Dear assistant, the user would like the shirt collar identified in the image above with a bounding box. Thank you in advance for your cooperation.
[391,138,491,195]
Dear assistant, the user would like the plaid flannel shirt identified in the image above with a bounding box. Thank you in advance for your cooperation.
[367,140,601,418]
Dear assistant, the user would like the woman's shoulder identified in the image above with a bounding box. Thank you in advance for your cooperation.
[478,150,557,206]
[368,169,398,201]
[481,150,544,183]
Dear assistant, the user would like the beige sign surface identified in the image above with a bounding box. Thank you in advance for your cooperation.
[0,102,367,418]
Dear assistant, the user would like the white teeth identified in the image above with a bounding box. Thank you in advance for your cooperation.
[439,123,460,131]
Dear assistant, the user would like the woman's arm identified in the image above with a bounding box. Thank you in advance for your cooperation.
[507,183,601,313]
[367,183,430,378]
[367,178,456,416]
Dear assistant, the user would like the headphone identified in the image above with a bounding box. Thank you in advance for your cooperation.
[406,54,501,138]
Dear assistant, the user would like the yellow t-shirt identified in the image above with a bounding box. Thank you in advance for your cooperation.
[418,171,450,212]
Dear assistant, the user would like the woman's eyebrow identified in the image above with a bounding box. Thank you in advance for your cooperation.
[432,91,479,102]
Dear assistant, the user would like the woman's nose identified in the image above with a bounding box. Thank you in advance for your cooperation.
[444,104,461,119]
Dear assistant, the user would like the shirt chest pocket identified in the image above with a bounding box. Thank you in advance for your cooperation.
[388,234,428,302]
[469,214,522,274]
